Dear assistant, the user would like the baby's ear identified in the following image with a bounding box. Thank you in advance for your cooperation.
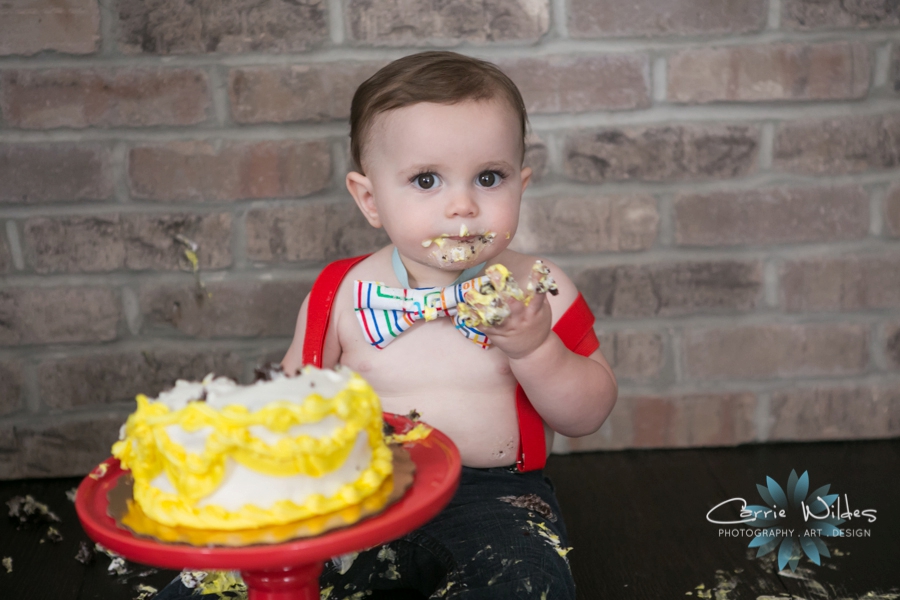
[519,166,533,194]
[346,171,382,228]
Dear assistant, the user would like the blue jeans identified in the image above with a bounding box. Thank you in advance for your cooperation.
[155,467,575,600]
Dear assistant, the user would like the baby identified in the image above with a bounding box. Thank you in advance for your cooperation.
[281,51,618,599]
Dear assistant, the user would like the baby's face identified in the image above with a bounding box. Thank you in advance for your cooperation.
[358,99,530,273]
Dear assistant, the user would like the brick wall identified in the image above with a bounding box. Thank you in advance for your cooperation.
[1,0,898,478]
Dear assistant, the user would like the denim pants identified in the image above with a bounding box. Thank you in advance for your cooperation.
[155,466,575,600]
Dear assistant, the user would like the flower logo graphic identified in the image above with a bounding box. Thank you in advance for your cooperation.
[744,470,845,572]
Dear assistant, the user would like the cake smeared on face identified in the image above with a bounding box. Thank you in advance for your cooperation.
[422,225,496,267]
[457,261,558,329]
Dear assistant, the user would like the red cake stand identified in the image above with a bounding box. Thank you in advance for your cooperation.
[76,414,461,600]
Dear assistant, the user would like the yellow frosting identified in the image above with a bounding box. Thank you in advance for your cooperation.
[112,371,393,530]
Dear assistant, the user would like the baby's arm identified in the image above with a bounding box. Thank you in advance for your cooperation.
[281,294,311,374]
[281,292,342,373]
[480,260,617,438]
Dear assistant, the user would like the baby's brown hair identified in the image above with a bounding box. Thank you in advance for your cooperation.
[349,51,528,173]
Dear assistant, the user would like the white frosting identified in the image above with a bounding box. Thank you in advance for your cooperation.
[148,431,373,511]
[143,365,375,514]
[154,366,352,412]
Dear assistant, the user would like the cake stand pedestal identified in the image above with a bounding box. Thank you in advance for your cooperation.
[76,414,461,600]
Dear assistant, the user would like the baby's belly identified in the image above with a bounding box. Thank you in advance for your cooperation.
[379,386,522,468]
[341,321,525,467]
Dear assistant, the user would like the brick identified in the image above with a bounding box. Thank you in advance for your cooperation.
[668,42,870,104]
[499,54,650,113]
[781,254,900,312]
[0,286,120,346]
[886,183,900,237]
[0,413,125,479]
[769,384,900,441]
[139,279,313,338]
[884,322,900,369]
[230,63,383,124]
[129,140,331,202]
[597,330,665,381]
[514,194,659,254]
[0,0,99,56]
[631,393,757,448]
[574,260,762,319]
[569,0,766,37]
[683,323,869,380]
[0,145,113,204]
[783,0,900,30]
[565,124,758,183]
[346,0,549,44]
[773,113,900,175]
[256,347,293,371]
[39,350,243,410]
[674,185,869,247]
[117,0,327,54]
[246,201,389,263]
[1,69,210,129]
[22,213,232,273]
[0,361,24,417]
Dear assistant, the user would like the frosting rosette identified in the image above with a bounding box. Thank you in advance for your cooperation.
[112,366,393,530]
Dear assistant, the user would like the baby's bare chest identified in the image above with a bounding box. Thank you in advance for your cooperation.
[339,314,516,397]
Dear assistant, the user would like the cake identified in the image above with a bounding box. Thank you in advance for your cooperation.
[457,261,559,328]
[111,365,393,531]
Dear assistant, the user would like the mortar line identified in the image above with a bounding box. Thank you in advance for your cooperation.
[4,97,900,142]
[870,185,885,237]
[652,54,667,104]
[550,0,569,40]
[21,362,41,414]
[766,0,781,31]
[97,0,117,57]
[207,65,232,127]
[5,220,24,271]
[874,42,892,89]
[4,30,900,69]
[327,0,345,45]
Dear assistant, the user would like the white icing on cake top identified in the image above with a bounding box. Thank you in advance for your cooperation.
[153,365,353,412]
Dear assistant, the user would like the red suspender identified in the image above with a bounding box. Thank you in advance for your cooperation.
[301,255,370,367]
[301,256,600,473]
[515,293,599,472]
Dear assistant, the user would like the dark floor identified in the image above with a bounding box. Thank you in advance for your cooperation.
[1,439,898,600]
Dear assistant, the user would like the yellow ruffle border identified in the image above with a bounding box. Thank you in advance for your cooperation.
[111,373,393,530]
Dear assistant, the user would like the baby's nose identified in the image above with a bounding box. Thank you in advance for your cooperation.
[445,188,478,218]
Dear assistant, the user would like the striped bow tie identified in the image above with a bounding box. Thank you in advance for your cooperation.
[354,279,491,349]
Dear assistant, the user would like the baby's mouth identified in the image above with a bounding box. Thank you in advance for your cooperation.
[422,226,497,266]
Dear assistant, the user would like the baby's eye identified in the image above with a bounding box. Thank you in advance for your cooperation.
[476,170,505,188]
[411,172,440,190]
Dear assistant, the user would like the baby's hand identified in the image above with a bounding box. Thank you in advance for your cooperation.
[478,281,552,360]
[458,262,556,359]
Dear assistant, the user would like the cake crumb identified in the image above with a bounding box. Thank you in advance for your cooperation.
[180,570,208,589]
[134,584,157,600]
[2,557,11,574]
[497,494,557,522]
[75,541,95,565]
[43,526,63,543]
[7,495,62,525]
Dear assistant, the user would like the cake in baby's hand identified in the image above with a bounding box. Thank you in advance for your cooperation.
[457,261,558,329]
[111,365,393,530]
